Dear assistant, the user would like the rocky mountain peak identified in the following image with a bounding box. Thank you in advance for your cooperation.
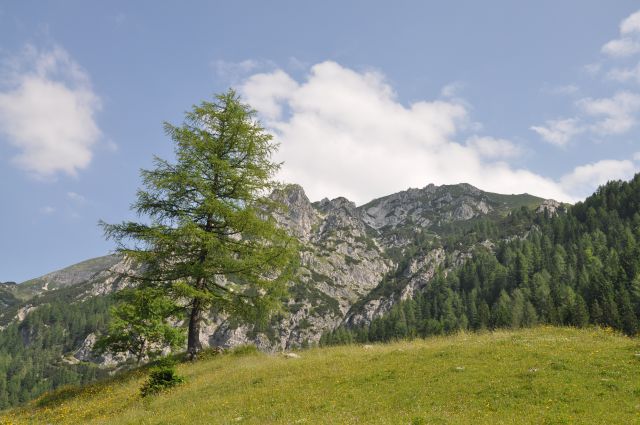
[315,197,357,215]
[359,183,497,231]
[271,184,318,242]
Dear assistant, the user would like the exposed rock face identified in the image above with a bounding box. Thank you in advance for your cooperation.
[272,184,318,242]
[74,333,127,367]
[537,199,563,216]
[361,183,494,232]
[15,305,36,322]
[7,182,554,361]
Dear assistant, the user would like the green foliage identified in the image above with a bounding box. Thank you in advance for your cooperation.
[140,360,184,397]
[94,287,185,364]
[100,89,297,358]
[0,292,113,409]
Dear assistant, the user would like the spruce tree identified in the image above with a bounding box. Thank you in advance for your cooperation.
[101,90,296,359]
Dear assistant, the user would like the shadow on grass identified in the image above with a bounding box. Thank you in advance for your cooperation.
[34,367,146,409]
[29,346,261,411]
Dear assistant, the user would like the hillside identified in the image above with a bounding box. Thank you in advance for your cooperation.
[5,174,640,409]
[3,327,639,424]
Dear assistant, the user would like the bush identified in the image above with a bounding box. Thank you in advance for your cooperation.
[140,362,184,397]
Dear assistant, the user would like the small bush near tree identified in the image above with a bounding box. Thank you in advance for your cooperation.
[140,360,184,397]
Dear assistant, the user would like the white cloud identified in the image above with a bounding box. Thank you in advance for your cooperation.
[601,38,640,57]
[240,61,577,203]
[440,82,465,98]
[621,10,640,34]
[602,10,640,58]
[466,136,522,159]
[634,152,640,161]
[577,91,640,135]
[241,70,298,120]
[0,45,101,179]
[538,11,640,146]
[607,62,640,84]
[584,62,602,76]
[530,118,583,146]
[560,159,638,198]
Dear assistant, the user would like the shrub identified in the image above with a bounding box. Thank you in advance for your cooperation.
[140,361,184,397]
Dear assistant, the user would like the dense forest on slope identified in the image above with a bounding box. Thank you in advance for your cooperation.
[322,175,640,346]
[0,288,113,409]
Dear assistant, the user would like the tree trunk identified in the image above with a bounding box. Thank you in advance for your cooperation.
[187,276,206,360]
[188,224,211,361]
[187,298,202,361]
[136,339,145,365]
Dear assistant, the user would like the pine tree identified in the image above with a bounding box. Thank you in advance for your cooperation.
[570,294,589,328]
[101,90,297,359]
[491,290,512,328]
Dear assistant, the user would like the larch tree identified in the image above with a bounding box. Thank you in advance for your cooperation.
[101,89,297,360]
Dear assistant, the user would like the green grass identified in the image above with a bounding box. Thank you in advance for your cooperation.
[3,327,640,424]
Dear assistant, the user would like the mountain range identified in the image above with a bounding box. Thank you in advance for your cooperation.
[0,183,552,347]
[8,175,640,409]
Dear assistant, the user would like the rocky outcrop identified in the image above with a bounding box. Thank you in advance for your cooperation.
[361,183,494,232]
[272,184,319,242]
[74,333,128,367]
[536,199,563,216]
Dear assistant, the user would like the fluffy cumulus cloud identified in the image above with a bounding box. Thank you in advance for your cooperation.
[561,159,638,198]
[241,70,298,120]
[531,91,640,145]
[602,38,640,57]
[602,10,640,57]
[466,136,522,158]
[607,63,640,84]
[601,10,640,87]
[577,91,640,135]
[239,61,622,204]
[621,10,640,34]
[0,45,101,179]
[530,118,583,146]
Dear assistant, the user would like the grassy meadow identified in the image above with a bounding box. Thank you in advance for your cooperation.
[2,327,639,424]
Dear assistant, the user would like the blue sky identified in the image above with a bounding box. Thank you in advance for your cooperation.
[1,1,640,282]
